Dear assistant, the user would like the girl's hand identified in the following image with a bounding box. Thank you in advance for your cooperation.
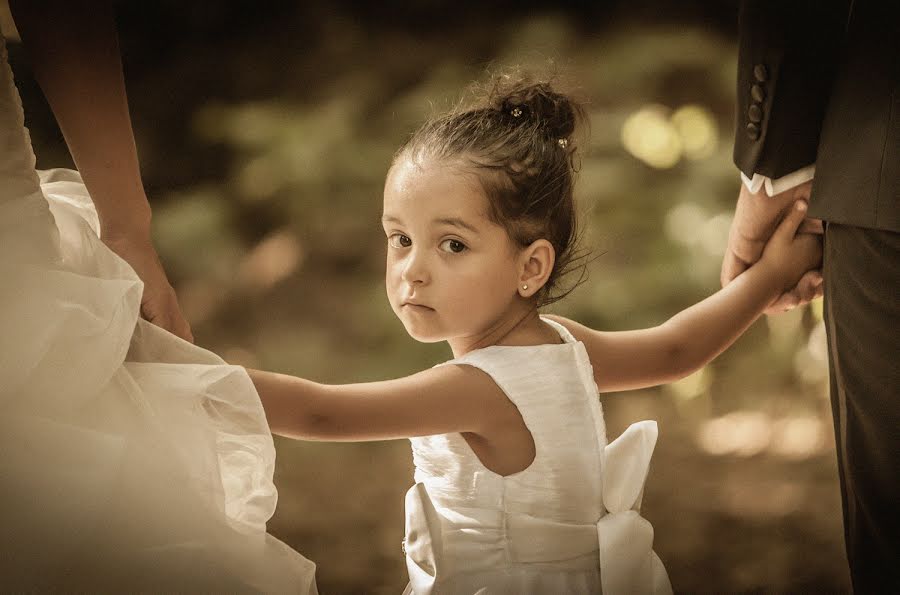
[103,234,194,342]
[757,200,824,312]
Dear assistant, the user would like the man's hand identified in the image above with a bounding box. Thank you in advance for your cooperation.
[721,179,824,314]
[758,200,824,299]
[103,234,194,342]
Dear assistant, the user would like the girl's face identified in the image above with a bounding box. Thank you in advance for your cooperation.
[382,157,524,350]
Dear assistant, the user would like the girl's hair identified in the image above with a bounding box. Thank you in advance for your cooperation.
[395,71,588,306]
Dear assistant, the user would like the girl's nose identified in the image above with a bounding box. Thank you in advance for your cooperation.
[401,249,430,285]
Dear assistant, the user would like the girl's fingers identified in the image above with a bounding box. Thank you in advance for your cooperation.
[773,200,809,242]
[796,233,825,270]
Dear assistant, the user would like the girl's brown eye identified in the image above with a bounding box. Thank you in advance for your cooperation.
[440,239,467,253]
[389,234,412,248]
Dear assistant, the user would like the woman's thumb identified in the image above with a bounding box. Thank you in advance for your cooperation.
[774,200,809,240]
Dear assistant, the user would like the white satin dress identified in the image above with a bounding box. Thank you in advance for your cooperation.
[0,34,316,592]
[403,318,672,594]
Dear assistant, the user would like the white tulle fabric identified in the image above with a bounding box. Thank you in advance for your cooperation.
[402,319,672,594]
[0,36,316,592]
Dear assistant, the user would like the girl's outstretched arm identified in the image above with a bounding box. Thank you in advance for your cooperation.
[550,200,821,393]
[247,364,521,442]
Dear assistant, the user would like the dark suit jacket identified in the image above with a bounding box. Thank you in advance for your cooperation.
[734,0,899,233]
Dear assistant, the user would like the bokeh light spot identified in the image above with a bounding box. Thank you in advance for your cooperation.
[671,104,717,160]
[666,366,712,401]
[621,104,682,169]
[237,229,304,293]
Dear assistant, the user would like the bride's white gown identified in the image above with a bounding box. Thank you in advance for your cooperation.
[0,35,317,592]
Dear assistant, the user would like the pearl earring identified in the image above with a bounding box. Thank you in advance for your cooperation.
[522,284,528,291]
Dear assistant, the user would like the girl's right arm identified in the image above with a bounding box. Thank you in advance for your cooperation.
[247,364,522,442]
[550,200,822,393]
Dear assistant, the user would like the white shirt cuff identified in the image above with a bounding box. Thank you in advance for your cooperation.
[741,164,816,196]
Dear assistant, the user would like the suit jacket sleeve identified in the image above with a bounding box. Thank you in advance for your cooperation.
[733,0,851,179]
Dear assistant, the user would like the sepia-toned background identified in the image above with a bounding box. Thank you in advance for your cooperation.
[5,1,849,592]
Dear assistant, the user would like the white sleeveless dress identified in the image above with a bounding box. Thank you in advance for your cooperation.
[403,318,672,594]
[0,35,316,592]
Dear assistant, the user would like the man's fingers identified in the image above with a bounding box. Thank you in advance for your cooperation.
[766,291,800,315]
[798,217,824,235]
[765,269,824,315]
[721,251,749,287]
[730,231,768,267]
[765,292,799,315]
[809,272,825,301]
[789,181,812,202]
[795,269,823,303]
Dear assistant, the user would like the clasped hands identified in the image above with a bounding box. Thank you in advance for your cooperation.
[721,180,824,314]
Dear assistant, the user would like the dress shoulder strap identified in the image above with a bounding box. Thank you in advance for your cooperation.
[440,319,605,457]
[442,317,595,407]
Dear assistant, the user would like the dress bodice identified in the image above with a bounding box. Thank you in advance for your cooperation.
[0,35,42,201]
[0,34,58,264]
[411,319,608,525]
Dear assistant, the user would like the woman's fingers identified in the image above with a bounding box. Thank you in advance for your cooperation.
[142,289,194,342]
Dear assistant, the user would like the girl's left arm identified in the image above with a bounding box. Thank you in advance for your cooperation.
[247,364,516,441]
[551,200,821,392]
[550,261,781,392]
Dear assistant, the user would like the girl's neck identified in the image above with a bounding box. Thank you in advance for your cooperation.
[447,303,563,358]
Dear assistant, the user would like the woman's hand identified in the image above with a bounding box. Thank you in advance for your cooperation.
[10,0,193,341]
[103,233,194,342]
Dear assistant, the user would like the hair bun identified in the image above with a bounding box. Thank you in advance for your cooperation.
[492,78,579,141]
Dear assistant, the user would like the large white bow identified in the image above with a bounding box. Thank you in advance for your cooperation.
[403,421,673,594]
[596,420,672,595]
[404,482,444,590]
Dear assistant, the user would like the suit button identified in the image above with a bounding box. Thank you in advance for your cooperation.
[748,104,763,123]
[747,122,760,140]
[753,64,768,82]
[751,83,766,102]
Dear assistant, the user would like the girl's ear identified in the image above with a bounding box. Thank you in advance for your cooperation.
[517,239,555,298]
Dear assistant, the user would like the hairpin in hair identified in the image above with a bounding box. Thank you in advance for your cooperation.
[510,106,523,118]
[558,138,569,148]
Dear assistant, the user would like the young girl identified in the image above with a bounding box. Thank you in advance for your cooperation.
[249,78,821,594]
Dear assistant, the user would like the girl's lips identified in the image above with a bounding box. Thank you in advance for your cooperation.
[402,302,435,311]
